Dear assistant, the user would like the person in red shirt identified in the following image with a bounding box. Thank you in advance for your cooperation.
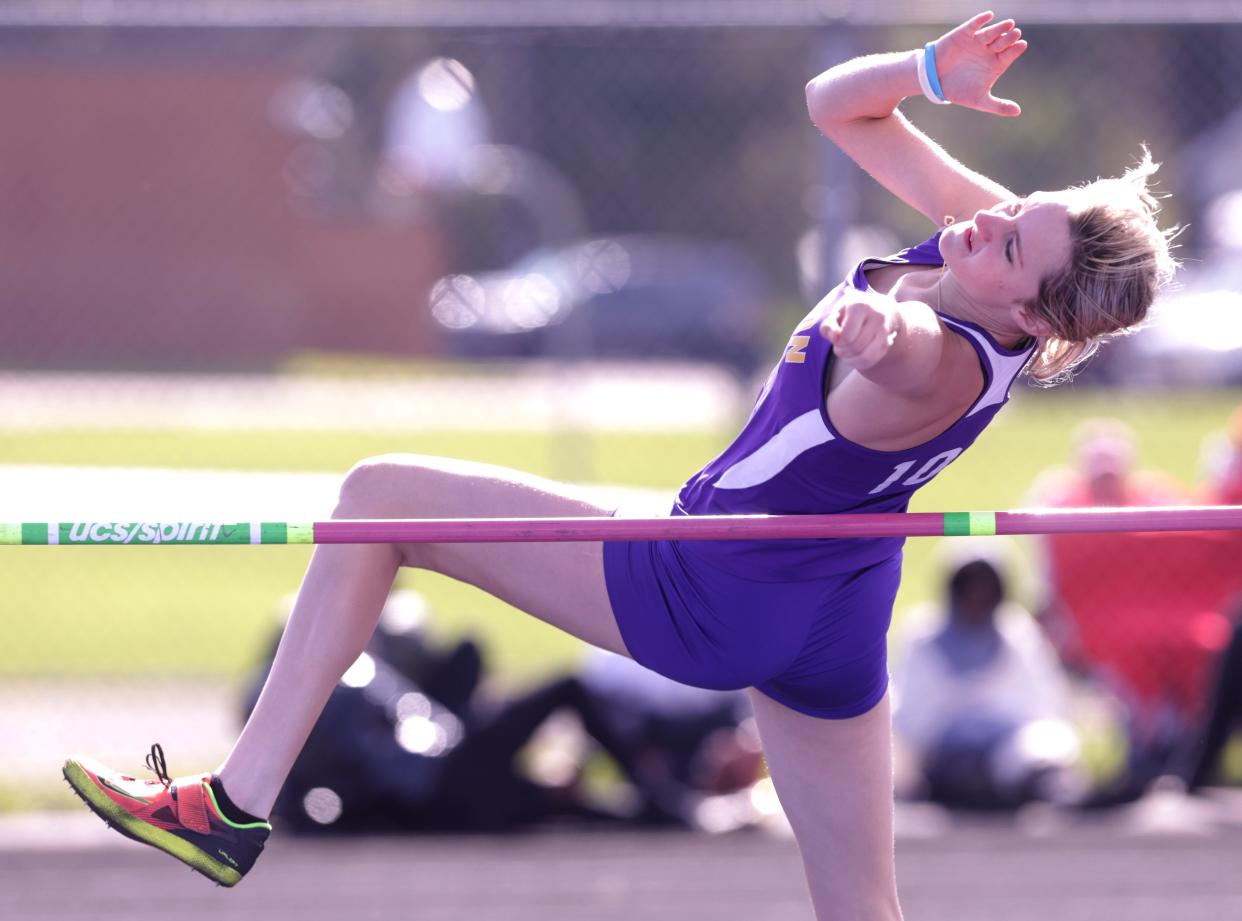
[1035,420,1237,802]
[1180,407,1242,791]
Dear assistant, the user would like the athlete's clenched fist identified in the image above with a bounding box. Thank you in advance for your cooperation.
[819,290,901,371]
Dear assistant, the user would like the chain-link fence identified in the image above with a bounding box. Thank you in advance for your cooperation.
[1,1,1241,805]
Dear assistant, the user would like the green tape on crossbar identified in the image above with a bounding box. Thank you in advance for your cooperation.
[968,511,997,536]
[22,523,48,545]
[259,522,315,544]
[943,512,970,536]
[943,512,996,536]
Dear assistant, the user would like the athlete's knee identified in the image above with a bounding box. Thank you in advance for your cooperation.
[336,454,424,518]
[335,456,448,569]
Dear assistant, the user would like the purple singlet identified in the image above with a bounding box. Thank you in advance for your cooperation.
[603,233,1037,717]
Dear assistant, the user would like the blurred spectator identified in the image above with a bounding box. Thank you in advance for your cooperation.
[1034,419,1241,804]
[1178,408,1242,792]
[1181,607,1242,792]
[385,57,491,193]
[576,648,761,803]
[368,589,483,721]
[1030,418,1185,511]
[893,543,1083,811]
[1198,405,1242,505]
[245,591,761,833]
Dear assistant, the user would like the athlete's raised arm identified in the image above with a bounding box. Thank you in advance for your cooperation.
[806,11,1028,225]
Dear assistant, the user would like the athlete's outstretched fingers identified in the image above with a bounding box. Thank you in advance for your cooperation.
[976,17,1016,45]
[986,92,1021,117]
[991,28,1022,53]
[949,10,995,37]
[998,40,1028,67]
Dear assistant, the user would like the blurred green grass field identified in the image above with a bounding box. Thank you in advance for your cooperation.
[1,389,1238,682]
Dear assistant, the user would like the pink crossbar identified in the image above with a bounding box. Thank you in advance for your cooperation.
[311,506,1242,544]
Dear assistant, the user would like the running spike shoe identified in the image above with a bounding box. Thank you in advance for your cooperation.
[62,744,271,887]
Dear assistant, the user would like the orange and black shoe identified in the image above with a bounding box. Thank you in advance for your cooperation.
[62,744,271,887]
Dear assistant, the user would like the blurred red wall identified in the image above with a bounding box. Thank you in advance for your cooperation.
[0,55,444,369]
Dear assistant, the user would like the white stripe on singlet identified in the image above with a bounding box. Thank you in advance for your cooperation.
[939,318,1034,418]
[715,408,834,490]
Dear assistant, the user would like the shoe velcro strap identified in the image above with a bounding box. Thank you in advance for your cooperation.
[173,777,212,834]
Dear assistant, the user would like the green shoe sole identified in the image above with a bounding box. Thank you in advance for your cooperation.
[62,759,243,887]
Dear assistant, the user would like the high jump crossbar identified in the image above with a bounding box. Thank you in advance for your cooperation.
[2,506,1241,546]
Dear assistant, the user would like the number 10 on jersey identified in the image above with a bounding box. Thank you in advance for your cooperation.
[868,448,963,495]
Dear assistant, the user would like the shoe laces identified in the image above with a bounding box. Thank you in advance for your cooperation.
[144,743,172,789]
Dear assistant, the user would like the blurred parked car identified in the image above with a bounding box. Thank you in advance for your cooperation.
[427,235,772,375]
[1106,282,1242,387]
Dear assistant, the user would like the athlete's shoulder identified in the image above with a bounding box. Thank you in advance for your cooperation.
[888,231,945,266]
[796,232,943,323]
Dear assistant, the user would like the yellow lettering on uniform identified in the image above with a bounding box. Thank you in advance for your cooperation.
[784,335,810,364]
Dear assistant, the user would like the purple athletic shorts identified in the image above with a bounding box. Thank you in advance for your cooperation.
[602,537,901,719]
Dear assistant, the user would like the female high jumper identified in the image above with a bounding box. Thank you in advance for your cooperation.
[64,12,1176,920]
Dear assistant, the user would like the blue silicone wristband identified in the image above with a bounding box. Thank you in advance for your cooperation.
[923,42,947,103]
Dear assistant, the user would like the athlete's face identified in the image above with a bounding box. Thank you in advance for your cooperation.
[940,191,1074,334]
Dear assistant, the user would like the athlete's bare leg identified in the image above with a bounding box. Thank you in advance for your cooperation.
[749,690,903,921]
[218,454,627,818]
